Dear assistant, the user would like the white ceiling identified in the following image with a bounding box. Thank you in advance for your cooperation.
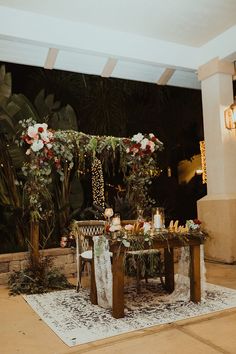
[0,0,235,89]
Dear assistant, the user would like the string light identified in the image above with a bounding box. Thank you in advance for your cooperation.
[199,140,207,184]
[91,157,105,209]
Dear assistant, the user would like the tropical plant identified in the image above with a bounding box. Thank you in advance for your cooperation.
[0,65,84,256]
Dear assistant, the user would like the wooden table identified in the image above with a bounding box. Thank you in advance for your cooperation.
[90,235,203,319]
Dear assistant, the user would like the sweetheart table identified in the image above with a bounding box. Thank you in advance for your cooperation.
[89,234,203,319]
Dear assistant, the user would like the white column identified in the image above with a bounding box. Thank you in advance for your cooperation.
[197,58,236,263]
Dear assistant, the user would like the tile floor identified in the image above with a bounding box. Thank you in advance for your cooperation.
[1,261,236,354]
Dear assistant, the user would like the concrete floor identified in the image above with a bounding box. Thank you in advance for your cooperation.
[1,262,236,354]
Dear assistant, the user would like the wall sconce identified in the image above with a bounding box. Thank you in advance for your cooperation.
[224,98,236,129]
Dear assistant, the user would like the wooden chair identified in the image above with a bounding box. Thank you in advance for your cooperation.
[72,220,106,291]
[121,220,164,291]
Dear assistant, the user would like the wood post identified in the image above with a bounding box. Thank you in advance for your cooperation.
[30,221,40,267]
[190,244,201,302]
[90,256,98,304]
[112,251,125,318]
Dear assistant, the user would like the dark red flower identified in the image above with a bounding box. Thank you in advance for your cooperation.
[134,143,141,149]
[123,139,130,145]
[38,127,44,133]
[193,219,201,225]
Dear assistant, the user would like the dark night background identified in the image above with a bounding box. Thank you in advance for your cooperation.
[2,61,207,224]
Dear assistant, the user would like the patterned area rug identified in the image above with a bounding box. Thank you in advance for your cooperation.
[23,282,236,347]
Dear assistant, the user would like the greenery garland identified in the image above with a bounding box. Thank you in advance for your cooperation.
[18,119,164,222]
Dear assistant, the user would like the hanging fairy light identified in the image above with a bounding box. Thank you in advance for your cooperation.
[199,140,207,184]
[91,157,105,209]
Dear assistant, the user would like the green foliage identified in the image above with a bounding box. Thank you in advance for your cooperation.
[8,256,74,295]
[125,252,164,278]
[0,65,84,253]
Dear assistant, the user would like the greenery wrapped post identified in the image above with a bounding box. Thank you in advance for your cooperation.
[19,119,163,267]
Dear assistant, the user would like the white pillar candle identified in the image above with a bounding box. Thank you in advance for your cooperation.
[112,217,121,226]
[154,214,162,228]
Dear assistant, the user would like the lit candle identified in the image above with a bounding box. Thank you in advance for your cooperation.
[154,213,162,229]
[112,214,121,226]
[104,208,114,218]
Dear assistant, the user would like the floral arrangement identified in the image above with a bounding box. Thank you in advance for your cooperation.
[104,218,206,249]
[18,119,164,223]
[22,122,54,154]
[124,133,163,158]
[19,118,74,184]
[106,221,153,248]
[186,219,201,230]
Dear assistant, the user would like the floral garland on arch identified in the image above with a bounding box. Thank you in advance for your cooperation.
[19,118,163,221]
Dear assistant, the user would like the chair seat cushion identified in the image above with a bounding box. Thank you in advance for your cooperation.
[127,249,161,256]
[81,250,113,259]
[81,250,93,259]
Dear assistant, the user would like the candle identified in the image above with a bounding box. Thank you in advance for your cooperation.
[112,217,120,226]
[104,208,114,218]
[154,214,162,229]
[112,213,121,226]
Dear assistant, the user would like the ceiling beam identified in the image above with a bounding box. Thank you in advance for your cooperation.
[157,68,175,85]
[44,48,59,69]
[101,57,117,77]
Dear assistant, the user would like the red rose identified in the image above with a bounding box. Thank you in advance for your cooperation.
[151,136,157,142]
[123,139,130,144]
[38,127,44,133]
[47,150,54,158]
[193,219,201,225]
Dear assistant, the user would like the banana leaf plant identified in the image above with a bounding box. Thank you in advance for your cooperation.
[0,65,83,266]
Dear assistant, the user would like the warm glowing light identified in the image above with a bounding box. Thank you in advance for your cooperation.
[91,157,105,209]
[199,141,207,184]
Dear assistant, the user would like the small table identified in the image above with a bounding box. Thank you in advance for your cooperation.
[90,235,203,319]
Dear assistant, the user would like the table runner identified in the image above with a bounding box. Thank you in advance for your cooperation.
[93,235,112,308]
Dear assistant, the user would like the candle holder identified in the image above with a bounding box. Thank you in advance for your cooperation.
[104,207,114,224]
[112,213,121,226]
[152,207,165,231]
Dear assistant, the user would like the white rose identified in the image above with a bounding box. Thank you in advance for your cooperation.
[27,126,38,138]
[141,138,149,150]
[132,133,144,143]
[35,123,48,131]
[40,131,50,143]
[31,139,44,152]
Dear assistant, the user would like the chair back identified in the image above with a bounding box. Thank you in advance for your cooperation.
[72,220,105,253]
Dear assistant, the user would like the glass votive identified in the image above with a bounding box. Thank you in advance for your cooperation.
[104,208,114,218]
[112,213,121,226]
[152,207,165,230]
[104,208,114,224]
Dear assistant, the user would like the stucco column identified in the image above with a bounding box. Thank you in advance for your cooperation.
[197,58,236,263]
